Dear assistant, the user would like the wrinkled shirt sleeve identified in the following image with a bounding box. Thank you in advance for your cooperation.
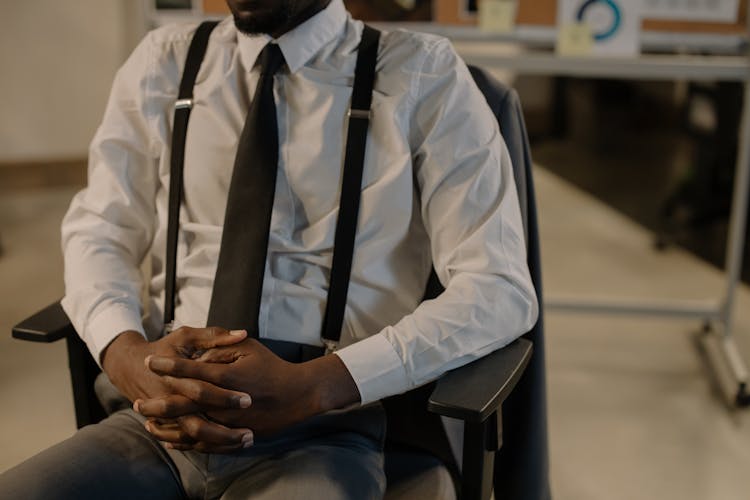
[61,32,160,365]
[336,39,538,404]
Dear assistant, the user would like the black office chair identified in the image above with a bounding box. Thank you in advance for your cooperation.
[12,67,549,500]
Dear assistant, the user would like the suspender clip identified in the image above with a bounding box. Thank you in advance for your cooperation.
[323,339,339,355]
[175,98,194,110]
[348,108,371,120]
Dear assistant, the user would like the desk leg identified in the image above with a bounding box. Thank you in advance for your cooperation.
[712,79,750,407]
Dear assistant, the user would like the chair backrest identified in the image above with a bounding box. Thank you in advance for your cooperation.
[52,58,551,500]
[468,66,551,500]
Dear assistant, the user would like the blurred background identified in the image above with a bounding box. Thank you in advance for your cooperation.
[1,1,750,499]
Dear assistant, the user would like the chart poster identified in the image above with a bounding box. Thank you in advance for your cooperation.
[517,0,748,34]
[557,0,642,56]
[643,0,740,23]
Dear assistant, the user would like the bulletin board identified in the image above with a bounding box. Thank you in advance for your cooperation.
[203,0,228,14]
[201,0,433,20]
[197,0,748,34]
[436,0,748,34]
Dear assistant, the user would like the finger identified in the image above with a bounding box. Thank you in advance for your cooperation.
[176,415,253,447]
[145,419,195,445]
[195,326,247,349]
[146,356,239,389]
[160,369,250,409]
[173,326,247,350]
[135,395,202,418]
[144,376,251,411]
[196,347,242,364]
[147,416,254,449]
[152,417,181,426]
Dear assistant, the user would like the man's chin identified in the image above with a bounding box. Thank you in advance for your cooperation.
[232,11,286,36]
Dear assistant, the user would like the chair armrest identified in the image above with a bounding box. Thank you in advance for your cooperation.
[12,301,75,343]
[428,338,533,423]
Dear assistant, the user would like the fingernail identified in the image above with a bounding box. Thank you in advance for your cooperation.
[144,421,151,432]
[237,395,252,408]
[230,329,247,337]
[133,400,141,413]
[163,442,174,449]
[242,432,254,448]
[144,355,153,368]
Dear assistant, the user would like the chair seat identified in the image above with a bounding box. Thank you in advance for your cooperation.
[384,449,456,500]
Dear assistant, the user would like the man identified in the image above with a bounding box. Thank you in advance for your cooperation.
[0,0,537,498]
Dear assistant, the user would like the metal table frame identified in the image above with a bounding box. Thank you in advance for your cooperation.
[372,21,750,407]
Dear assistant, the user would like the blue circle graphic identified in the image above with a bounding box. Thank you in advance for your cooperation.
[576,0,622,42]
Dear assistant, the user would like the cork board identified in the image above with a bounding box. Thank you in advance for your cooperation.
[203,0,228,14]
[438,0,748,34]
[434,0,477,23]
[203,0,433,20]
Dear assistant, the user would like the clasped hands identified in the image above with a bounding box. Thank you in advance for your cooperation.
[101,327,359,454]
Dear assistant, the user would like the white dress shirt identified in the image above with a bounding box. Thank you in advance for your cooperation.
[61,0,538,405]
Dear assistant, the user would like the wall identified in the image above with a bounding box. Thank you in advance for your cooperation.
[0,0,147,163]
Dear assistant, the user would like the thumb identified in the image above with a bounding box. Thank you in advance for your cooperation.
[176,326,247,350]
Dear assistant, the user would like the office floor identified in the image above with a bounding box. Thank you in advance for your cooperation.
[1,166,750,499]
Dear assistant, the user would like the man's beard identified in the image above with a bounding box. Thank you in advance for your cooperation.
[232,1,294,36]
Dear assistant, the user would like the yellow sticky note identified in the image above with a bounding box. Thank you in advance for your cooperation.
[557,22,594,56]
[479,0,517,34]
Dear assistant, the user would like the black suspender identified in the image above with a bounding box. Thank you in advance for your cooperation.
[164,21,381,352]
[321,24,380,350]
[164,21,219,328]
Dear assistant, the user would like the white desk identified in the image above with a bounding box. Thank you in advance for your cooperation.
[372,22,750,407]
[147,7,750,406]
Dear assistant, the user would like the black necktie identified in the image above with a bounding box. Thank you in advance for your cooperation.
[207,43,286,334]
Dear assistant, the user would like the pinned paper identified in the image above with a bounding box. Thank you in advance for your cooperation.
[557,22,594,56]
[643,0,740,23]
[557,0,642,57]
[479,0,517,34]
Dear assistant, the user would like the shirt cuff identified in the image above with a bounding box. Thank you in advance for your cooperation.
[84,304,146,367]
[334,331,410,405]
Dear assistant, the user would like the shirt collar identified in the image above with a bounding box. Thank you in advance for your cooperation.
[236,0,347,75]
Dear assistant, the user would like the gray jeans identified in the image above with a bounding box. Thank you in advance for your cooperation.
[0,399,387,500]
